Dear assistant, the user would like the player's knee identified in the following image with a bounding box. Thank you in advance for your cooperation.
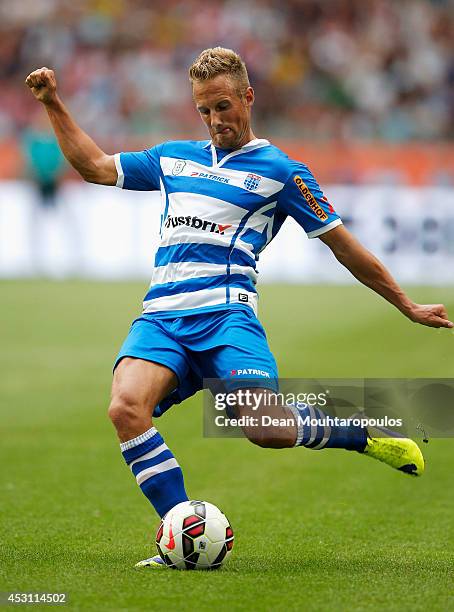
[108,392,146,430]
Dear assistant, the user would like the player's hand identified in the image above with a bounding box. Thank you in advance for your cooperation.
[407,303,453,329]
[25,67,57,105]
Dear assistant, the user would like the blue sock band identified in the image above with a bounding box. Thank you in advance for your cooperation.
[121,427,188,517]
[289,404,367,451]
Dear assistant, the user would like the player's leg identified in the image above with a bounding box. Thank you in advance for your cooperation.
[234,389,424,475]
[109,357,176,441]
[110,314,195,518]
[233,388,367,451]
[196,309,366,450]
[200,308,423,475]
[109,357,189,518]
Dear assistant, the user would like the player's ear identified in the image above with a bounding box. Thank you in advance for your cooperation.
[244,86,254,108]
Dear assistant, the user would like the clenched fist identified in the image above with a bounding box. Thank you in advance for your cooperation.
[25,67,57,105]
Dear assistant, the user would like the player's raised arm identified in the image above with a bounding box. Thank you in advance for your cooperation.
[319,224,453,329]
[25,67,116,185]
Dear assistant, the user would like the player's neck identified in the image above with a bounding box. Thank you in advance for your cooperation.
[235,130,257,150]
[218,131,257,152]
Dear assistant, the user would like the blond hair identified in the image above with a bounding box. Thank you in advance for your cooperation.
[188,47,250,95]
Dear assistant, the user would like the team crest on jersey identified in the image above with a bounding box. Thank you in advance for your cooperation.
[244,173,261,191]
[172,160,186,175]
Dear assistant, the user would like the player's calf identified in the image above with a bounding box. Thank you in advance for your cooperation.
[120,426,188,517]
[233,388,367,451]
[235,404,297,448]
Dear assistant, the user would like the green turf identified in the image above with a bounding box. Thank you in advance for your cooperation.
[1,281,454,611]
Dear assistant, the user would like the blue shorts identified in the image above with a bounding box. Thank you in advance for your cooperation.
[115,306,278,417]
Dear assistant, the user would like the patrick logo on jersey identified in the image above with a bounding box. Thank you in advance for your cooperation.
[230,368,270,378]
[164,215,232,235]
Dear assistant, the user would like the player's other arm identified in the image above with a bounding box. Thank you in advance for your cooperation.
[25,67,116,186]
[319,224,453,329]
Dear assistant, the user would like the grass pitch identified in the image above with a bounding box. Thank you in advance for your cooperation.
[1,281,454,611]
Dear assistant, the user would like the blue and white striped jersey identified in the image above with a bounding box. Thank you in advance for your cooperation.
[114,138,341,316]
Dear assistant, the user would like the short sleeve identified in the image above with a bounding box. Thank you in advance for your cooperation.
[114,144,164,191]
[277,163,342,238]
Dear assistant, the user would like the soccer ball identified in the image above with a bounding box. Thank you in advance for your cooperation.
[156,500,234,570]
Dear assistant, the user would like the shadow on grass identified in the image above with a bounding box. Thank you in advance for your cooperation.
[4,542,453,582]
[226,551,453,577]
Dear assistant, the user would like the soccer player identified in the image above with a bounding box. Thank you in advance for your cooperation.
[26,48,452,568]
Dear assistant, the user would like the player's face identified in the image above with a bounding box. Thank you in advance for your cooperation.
[193,75,255,150]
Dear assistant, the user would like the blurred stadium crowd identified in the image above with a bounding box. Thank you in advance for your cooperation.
[1,0,453,151]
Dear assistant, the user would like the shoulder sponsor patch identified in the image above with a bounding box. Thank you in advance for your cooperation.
[293,176,328,221]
